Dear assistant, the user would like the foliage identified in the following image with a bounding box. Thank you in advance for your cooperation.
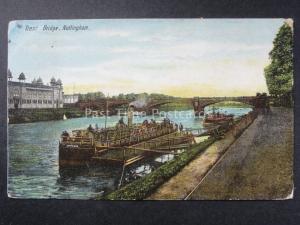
[103,137,216,200]
[78,91,181,102]
[78,91,105,101]
[264,22,293,103]
[159,101,193,111]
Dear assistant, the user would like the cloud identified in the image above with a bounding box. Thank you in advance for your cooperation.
[8,19,281,97]
[95,29,132,38]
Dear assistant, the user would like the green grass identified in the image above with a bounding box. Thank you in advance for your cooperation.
[211,101,252,108]
[159,102,193,111]
[102,137,216,200]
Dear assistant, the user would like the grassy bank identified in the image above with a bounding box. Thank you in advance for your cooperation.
[210,101,252,108]
[159,101,193,111]
[103,137,216,200]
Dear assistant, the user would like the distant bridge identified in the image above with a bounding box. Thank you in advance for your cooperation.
[192,96,266,116]
[73,95,266,116]
[75,99,173,114]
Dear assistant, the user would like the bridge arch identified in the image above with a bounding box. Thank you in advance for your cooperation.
[202,100,254,109]
[192,96,258,116]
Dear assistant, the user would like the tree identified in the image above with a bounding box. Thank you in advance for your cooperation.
[264,21,293,106]
[94,91,105,99]
[118,93,125,100]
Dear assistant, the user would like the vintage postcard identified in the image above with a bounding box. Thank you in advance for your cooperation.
[7,19,293,200]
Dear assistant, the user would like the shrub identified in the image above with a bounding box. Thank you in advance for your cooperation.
[103,137,216,200]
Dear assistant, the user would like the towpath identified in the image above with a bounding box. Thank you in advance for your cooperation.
[147,107,293,200]
[188,107,293,200]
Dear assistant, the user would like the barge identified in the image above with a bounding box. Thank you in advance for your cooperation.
[203,106,234,126]
[59,118,195,168]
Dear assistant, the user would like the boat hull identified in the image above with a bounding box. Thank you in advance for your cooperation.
[59,143,94,168]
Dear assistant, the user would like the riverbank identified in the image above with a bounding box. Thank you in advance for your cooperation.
[102,111,256,200]
[147,111,257,200]
[188,107,293,200]
[8,108,85,124]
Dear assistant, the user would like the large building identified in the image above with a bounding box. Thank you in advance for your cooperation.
[63,94,79,104]
[8,70,64,109]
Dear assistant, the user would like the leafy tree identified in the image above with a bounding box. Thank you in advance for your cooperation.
[94,91,105,99]
[264,21,293,106]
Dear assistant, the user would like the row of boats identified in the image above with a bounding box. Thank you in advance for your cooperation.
[59,107,235,168]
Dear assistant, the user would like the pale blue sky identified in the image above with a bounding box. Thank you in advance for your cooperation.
[8,19,285,97]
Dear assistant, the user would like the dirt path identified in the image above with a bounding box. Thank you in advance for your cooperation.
[189,107,293,200]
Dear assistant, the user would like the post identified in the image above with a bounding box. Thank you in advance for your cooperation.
[128,106,134,127]
[105,94,108,146]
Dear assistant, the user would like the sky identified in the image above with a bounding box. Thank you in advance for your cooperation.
[8,19,285,97]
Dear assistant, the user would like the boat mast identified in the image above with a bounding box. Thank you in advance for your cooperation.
[105,93,108,129]
[105,93,109,146]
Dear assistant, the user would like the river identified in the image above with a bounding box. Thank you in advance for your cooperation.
[8,107,252,199]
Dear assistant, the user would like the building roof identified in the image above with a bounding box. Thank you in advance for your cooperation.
[50,77,56,85]
[56,78,62,85]
[36,77,43,84]
[8,80,60,89]
[18,72,26,80]
[7,69,12,79]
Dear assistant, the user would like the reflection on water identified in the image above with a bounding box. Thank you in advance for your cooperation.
[8,108,252,199]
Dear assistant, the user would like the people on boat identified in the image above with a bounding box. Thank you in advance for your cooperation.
[87,124,94,132]
[119,117,125,125]
[61,131,69,141]
[179,123,183,132]
[150,119,156,124]
[62,130,69,137]
[175,123,179,131]
[116,117,127,128]
[142,119,149,127]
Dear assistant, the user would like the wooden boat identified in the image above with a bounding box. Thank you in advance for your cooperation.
[59,118,194,168]
[203,107,234,126]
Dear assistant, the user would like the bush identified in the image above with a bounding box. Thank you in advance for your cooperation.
[103,137,216,200]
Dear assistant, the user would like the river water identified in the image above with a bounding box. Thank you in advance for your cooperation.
[8,107,252,199]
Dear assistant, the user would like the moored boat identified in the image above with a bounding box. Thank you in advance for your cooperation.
[203,107,234,126]
[58,118,189,168]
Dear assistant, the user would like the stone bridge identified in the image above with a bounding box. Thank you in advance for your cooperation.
[192,96,264,116]
[75,95,267,116]
[76,99,173,114]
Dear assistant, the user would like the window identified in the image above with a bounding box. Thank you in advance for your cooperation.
[38,100,42,104]
[43,100,47,104]
[33,99,37,104]
[48,100,52,104]
[27,99,31,104]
